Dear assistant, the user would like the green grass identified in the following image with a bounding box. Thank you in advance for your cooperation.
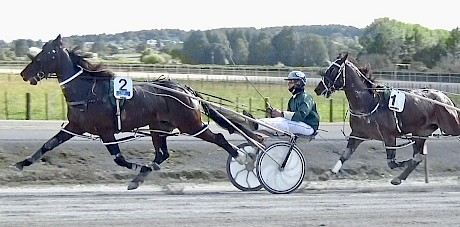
[0,74,349,121]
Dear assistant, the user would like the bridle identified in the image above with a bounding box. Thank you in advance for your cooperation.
[29,45,88,86]
[321,59,381,117]
[27,44,62,84]
[318,59,346,97]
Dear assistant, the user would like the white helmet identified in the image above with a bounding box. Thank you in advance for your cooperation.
[285,71,307,86]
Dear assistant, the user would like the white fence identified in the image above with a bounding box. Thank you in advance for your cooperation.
[2,62,460,93]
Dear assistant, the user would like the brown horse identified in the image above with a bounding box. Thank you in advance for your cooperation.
[14,34,261,189]
[314,53,460,185]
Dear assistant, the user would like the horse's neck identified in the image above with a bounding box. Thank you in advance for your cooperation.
[344,66,376,113]
[61,70,109,103]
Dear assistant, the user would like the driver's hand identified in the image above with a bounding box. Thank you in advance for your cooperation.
[270,108,284,118]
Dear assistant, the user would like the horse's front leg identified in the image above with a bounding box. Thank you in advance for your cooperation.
[101,135,153,190]
[151,132,169,168]
[12,125,78,170]
[319,137,363,181]
[384,136,406,169]
[390,139,425,185]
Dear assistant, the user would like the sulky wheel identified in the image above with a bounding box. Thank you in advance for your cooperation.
[226,143,263,191]
[256,141,306,194]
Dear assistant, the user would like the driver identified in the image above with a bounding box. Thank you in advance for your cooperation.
[250,70,320,136]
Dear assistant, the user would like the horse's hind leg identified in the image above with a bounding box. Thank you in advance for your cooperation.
[319,137,363,181]
[185,125,249,164]
[12,126,77,170]
[100,134,153,190]
[390,139,425,185]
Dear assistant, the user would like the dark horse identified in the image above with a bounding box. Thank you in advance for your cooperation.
[14,35,261,189]
[314,53,460,185]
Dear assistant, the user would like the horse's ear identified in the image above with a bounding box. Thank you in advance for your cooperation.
[52,34,63,46]
[343,53,349,60]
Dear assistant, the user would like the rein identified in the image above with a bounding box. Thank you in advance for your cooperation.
[197,91,267,113]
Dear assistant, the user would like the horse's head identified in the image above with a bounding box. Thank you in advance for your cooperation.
[21,34,68,85]
[314,53,348,98]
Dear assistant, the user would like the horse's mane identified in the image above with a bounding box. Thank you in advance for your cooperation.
[69,47,115,77]
[351,58,376,88]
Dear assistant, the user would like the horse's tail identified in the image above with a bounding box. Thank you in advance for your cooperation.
[184,85,236,134]
[184,85,264,144]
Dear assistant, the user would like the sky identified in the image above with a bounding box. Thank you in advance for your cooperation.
[2,0,459,42]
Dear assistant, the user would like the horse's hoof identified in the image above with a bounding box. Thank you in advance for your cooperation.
[318,170,332,181]
[127,181,140,190]
[391,178,402,185]
[414,154,425,162]
[387,160,403,169]
[235,150,248,165]
[11,162,24,171]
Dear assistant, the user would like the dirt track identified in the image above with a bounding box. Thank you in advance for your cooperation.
[1,178,460,226]
[1,121,460,226]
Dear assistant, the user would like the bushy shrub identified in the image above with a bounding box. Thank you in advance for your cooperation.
[141,54,165,64]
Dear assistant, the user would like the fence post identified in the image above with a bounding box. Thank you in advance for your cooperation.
[264,97,270,117]
[26,93,31,120]
[206,97,210,122]
[280,97,284,112]
[235,97,239,112]
[45,93,49,120]
[329,99,333,122]
[61,95,65,120]
[423,143,429,183]
[4,91,8,120]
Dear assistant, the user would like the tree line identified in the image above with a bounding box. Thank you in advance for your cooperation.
[1,17,459,72]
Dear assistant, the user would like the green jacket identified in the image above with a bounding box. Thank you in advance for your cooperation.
[287,91,320,131]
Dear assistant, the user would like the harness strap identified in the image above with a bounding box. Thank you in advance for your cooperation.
[59,65,84,86]
[385,140,415,149]
[67,101,88,106]
[349,102,380,117]
[393,111,402,133]
[187,124,209,137]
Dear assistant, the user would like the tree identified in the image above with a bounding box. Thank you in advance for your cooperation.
[90,40,107,56]
[206,30,230,64]
[182,31,210,64]
[248,32,274,65]
[227,30,249,65]
[413,43,447,68]
[271,27,299,66]
[13,39,29,57]
[297,34,329,67]
[445,28,460,60]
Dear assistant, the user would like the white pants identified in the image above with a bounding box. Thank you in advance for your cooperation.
[257,117,315,136]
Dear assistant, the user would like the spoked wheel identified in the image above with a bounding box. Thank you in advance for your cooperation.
[226,143,263,191]
[256,141,306,194]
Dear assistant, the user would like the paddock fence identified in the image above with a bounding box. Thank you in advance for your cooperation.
[2,62,460,121]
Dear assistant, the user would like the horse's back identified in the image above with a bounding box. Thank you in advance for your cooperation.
[410,89,460,135]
